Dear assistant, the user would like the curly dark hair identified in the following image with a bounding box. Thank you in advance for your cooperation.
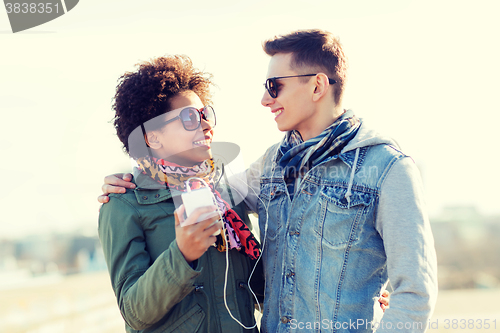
[112,55,213,158]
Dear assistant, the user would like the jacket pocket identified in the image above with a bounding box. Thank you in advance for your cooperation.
[316,185,373,247]
[259,181,285,202]
[159,303,205,333]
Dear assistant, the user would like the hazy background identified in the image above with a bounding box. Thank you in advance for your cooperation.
[1,0,499,238]
[1,0,499,332]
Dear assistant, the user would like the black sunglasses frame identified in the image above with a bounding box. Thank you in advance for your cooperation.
[161,105,216,131]
[264,74,337,98]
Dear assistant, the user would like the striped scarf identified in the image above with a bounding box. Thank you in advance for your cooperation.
[279,110,361,194]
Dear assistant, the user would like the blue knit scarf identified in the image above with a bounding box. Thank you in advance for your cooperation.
[278,110,361,195]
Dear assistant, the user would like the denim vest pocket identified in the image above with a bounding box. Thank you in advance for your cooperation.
[159,303,205,333]
[316,185,374,247]
[259,182,285,201]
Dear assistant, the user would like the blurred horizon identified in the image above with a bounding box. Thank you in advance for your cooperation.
[1,0,500,239]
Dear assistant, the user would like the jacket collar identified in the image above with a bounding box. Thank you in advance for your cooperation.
[133,171,182,205]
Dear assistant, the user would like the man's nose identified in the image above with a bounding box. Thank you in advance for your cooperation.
[261,89,274,107]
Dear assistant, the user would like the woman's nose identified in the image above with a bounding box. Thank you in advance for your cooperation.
[201,117,213,131]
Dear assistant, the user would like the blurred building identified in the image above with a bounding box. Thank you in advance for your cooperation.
[431,205,500,289]
[0,232,107,289]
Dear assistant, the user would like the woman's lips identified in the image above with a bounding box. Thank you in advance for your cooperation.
[193,139,211,147]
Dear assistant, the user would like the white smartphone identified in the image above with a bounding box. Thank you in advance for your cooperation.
[181,187,221,236]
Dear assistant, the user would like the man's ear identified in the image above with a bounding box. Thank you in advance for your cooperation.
[312,73,331,102]
[144,131,161,149]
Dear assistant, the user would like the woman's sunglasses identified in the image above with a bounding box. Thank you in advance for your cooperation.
[264,74,337,98]
[161,105,216,131]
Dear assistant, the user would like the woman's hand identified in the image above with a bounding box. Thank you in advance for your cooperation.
[378,290,390,312]
[174,205,222,264]
[97,173,135,204]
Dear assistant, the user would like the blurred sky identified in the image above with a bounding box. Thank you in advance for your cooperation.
[0,0,499,239]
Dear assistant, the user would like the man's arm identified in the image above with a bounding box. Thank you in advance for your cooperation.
[375,157,438,332]
[97,156,264,208]
[97,173,135,204]
[227,154,264,214]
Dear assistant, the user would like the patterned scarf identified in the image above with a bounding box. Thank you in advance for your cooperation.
[136,156,261,260]
[279,110,361,194]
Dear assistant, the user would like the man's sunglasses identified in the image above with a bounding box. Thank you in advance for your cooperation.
[264,74,337,98]
[161,105,216,131]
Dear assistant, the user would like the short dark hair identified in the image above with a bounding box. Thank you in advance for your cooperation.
[263,29,347,105]
[112,55,213,158]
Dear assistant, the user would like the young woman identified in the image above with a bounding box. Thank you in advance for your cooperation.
[98,55,262,333]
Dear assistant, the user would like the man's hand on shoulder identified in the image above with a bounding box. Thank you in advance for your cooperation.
[98,173,136,204]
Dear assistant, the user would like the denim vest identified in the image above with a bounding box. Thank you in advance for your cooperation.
[257,142,406,333]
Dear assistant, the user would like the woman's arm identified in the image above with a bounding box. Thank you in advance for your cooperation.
[98,195,218,330]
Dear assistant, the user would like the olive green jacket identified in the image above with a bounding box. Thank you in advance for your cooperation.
[98,172,262,333]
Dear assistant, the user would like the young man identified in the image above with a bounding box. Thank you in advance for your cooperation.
[100,30,437,332]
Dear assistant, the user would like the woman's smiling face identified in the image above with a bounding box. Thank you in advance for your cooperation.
[146,90,214,166]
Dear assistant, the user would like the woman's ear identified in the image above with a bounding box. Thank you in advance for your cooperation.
[144,131,161,149]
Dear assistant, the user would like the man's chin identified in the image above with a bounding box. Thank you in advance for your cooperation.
[276,123,290,132]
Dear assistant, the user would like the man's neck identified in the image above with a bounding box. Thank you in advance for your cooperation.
[297,106,344,141]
